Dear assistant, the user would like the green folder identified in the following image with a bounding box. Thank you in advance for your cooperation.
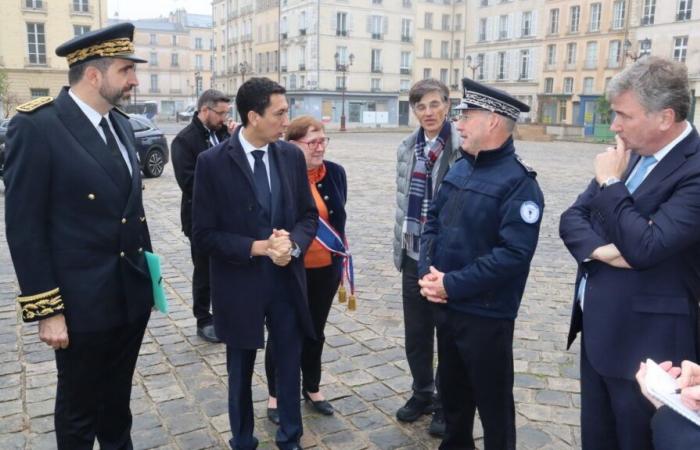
[145,251,168,313]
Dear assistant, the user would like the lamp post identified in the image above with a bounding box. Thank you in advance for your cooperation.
[239,61,250,84]
[624,38,651,62]
[334,52,354,132]
[194,71,202,100]
[465,55,482,80]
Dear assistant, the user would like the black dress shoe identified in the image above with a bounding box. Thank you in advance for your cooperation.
[267,407,280,425]
[197,324,221,343]
[428,408,446,437]
[302,390,334,415]
[396,396,432,422]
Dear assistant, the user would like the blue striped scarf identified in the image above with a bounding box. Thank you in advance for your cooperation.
[402,120,451,254]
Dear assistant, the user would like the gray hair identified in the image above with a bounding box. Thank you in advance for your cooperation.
[408,79,449,106]
[197,89,230,111]
[606,56,690,122]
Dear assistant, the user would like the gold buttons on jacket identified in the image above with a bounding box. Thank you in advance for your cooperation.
[88,193,95,200]
[119,252,125,258]
[121,218,127,224]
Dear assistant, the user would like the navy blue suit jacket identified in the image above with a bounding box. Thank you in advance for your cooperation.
[4,88,153,332]
[651,406,700,449]
[191,127,318,349]
[560,128,700,379]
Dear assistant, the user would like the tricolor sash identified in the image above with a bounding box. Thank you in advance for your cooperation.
[314,216,356,310]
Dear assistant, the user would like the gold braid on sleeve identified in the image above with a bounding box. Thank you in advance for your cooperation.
[17,288,65,322]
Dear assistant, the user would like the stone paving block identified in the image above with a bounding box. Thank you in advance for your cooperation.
[348,409,392,431]
[517,425,554,449]
[535,390,571,407]
[337,370,375,387]
[321,430,369,450]
[332,394,370,416]
[175,428,220,449]
[132,425,171,450]
[366,364,404,381]
[306,415,350,437]
[382,375,413,394]
[368,425,414,449]
[354,382,396,402]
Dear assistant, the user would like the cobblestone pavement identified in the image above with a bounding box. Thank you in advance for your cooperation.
[0,130,605,449]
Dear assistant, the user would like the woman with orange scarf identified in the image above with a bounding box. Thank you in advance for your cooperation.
[265,116,348,422]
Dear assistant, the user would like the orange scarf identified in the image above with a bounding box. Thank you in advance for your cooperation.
[305,164,332,268]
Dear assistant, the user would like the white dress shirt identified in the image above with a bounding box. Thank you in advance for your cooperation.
[68,89,133,175]
[238,128,271,189]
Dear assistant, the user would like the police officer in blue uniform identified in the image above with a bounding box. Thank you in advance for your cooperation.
[418,78,544,450]
[3,23,153,449]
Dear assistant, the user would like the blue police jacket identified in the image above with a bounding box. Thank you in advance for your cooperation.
[419,136,544,319]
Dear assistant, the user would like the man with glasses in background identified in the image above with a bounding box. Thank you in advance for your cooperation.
[172,89,233,343]
[393,79,462,436]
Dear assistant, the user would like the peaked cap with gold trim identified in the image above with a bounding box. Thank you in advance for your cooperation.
[55,22,146,67]
[454,78,530,121]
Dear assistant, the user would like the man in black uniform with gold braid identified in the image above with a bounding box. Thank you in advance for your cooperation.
[3,23,153,449]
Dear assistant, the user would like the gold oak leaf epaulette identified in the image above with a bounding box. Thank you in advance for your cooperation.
[112,106,130,118]
[16,96,54,113]
[516,155,537,177]
[17,287,65,322]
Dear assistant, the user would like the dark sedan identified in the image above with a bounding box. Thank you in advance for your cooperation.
[0,119,8,177]
[129,114,169,178]
[1,116,168,179]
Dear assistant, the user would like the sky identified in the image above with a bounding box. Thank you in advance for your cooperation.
[109,0,212,20]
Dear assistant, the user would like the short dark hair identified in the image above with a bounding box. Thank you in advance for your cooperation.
[68,58,114,85]
[408,79,449,106]
[235,77,286,126]
[197,89,230,111]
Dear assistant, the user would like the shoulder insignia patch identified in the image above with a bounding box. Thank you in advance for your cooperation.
[515,155,537,176]
[16,96,54,113]
[112,106,130,118]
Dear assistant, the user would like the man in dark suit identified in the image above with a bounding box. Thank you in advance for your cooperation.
[192,77,318,450]
[3,23,153,449]
[172,89,231,343]
[560,56,700,450]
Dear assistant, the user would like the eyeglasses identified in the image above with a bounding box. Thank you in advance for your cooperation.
[413,101,446,114]
[208,107,230,117]
[298,137,330,149]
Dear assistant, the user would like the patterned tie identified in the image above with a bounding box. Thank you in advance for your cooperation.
[625,155,657,193]
[98,117,131,188]
[251,150,271,217]
[209,129,219,147]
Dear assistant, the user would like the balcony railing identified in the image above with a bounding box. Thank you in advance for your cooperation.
[371,66,382,73]
[299,28,307,36]
[401,35,412,43]
[400,68,411,75]
[299,64,306,71]
[24,56,49,67]
[372,33,383,40]
[336,29,348,37]
[607,60,621,69]
[281,66,287,72]
[583,59,597,70]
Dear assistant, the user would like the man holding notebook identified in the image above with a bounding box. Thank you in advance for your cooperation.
[560,56,700,450]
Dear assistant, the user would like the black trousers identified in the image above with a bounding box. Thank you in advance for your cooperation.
[54,315,149,450]
[228,298,302,450]
[402,257,441,403]
[580,339,655,450]
[266,263,342,396]
[189,237,212,327]
[437,310,515,450]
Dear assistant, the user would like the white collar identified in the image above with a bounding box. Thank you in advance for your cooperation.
[68,89,111,128]
[651,121,692,163]
[238,127,269,154]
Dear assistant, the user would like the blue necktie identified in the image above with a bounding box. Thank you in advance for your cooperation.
[251,150,271,217]
[626,155,657,193]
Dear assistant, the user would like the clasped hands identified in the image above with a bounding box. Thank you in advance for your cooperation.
[636,360,700,411]
[418,266,448,304]
[266,228,293,267]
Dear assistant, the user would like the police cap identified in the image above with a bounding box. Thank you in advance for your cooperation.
[454,78,530,121]
[55,22,146,67]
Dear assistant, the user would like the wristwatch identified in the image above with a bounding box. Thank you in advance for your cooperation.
[289,241,302,258]
[601,177,621,189]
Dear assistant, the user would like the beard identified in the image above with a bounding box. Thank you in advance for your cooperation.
[99,83,131,107]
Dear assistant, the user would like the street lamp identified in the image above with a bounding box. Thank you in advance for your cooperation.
[334,52,354,132]
[624,38,651,62]
[239,61,250,84]
[465,55,482,80]
[194,71,202,100]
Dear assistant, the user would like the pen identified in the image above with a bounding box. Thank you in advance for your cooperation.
[672,388,682,394]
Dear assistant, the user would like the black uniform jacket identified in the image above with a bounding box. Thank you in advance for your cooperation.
[171,114,230,237]
[3,87,153,332]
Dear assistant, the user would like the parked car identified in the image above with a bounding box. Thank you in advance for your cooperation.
[0,116,168,179]
[129,114,169,178]
[0,119,9,177]
[176,105,196,123]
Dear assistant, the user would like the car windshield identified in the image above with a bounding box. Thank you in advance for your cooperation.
[129,115,154,132]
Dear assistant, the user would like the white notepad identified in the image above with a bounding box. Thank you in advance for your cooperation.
[645,358,700,427]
